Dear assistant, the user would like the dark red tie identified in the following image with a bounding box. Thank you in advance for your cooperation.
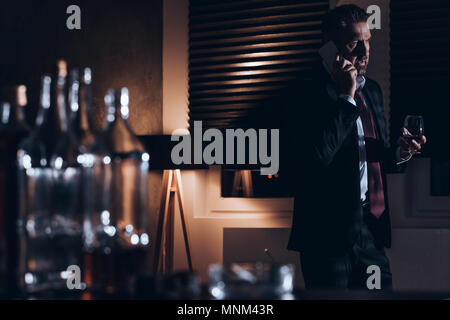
[355,89,385,219]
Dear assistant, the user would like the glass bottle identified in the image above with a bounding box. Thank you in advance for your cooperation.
[104,89,150,248]
[17,75,56,294]
[50,62,82,234]
[17,60,83,295]
[70,68,95,153]
[82,88,150,297]
[0,85,30,294]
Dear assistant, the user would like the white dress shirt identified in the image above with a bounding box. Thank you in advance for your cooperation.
[339,76,368,201]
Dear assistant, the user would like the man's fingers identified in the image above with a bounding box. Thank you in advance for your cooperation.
[334,55,344,67]
[400,127,427,144]
[411,139,421,150]
[398,137,410,150]
[334,55,354,70]
[348,68,357,79]
[335,54,340,62]
[334,54,345,68]
[400,127,406,136]
[342,60,354,70]
[401,138,420,151]
[398,129,426,156]
[400,127,412,137]
[342,64,354,72]
[420,135,427,144]
[333,54,341,69]
[398,136,420,151]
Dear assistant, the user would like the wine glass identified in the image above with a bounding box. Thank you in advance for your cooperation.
[403,115,424,155]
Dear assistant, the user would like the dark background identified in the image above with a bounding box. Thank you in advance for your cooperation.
[0,0,164,277]
[0,0,163,135]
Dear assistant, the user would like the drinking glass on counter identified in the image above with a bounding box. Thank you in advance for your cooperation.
[209,262,295,300]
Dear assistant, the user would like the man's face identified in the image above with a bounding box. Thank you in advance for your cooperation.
[336,21,371,75]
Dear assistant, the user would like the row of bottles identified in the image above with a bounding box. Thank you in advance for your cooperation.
[0,85,30,294]
[1,60,150,297]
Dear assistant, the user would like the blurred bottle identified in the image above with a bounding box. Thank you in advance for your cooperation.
[70,68,95,153]
[82,88,150,298]
[17,60,83,295]
[0,85,30,294]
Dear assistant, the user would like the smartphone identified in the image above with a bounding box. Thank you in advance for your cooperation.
[318,40,339,74]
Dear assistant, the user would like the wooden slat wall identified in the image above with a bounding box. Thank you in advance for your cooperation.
[390,0,450,156]
[188,0,329,129]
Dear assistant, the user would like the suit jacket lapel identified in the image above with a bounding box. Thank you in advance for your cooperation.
[322,74,360,148]
[317,63,339,102]
[319,64,361,147]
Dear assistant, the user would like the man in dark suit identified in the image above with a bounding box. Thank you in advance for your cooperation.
[283,5,426,290]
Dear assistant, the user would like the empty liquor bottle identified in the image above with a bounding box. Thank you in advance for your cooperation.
[69,68,95,153]
[50,64,82,238]
[0,85,30,295]
[17,75,55,295]
[48,63,84,293]
[82,88,150,298]
[77,71,114,253]
[17,60,83,296]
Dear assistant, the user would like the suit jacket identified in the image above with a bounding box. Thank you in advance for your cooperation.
[281,65,405,256]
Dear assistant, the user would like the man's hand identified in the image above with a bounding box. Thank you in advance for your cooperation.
[397,127,427,160]
[331,54,357,99]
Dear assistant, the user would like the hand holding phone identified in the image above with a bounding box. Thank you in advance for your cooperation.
[319,41,357,97]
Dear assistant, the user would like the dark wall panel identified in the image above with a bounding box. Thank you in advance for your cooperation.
[0,0,163,135]
[390,0,450,158]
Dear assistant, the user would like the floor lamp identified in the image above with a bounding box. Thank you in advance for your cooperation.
[153,168,193,274]
[137,135,200,275]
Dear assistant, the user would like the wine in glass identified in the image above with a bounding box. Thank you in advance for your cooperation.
[403,115,424,154]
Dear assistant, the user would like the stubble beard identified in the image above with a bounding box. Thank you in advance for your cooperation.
[356,58,368,76]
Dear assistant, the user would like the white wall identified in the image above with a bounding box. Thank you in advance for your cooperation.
[162,0,189,134]
[163,0,450,291]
